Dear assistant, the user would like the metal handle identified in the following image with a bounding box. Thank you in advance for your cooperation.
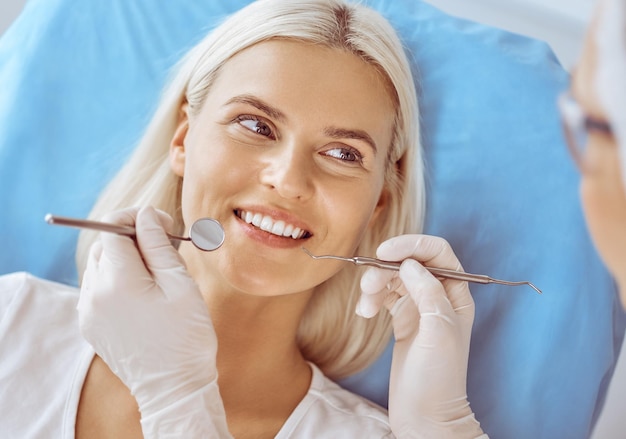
[353,256,541,293]
[44,214,190,242]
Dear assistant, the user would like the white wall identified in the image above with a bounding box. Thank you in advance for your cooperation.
[422,0,597,70]
[0,0,26,37]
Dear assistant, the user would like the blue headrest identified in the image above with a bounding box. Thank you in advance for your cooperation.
[1,1,623,438]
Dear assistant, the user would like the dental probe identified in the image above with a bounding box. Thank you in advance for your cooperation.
[301,248,542,294]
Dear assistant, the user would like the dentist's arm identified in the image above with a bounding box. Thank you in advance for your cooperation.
[358,234,487,439]
[78,206,232,438]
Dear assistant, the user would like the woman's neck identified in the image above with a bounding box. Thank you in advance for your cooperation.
[205,287,314,437]
[208,287,311,368]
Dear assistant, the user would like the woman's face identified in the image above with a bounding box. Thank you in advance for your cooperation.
[572,19,626,296]
[170,40,396,297]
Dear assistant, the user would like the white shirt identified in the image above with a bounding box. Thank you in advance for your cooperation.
[0,272,393,438]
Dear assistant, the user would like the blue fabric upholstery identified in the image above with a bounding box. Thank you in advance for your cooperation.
[1,1,624,438]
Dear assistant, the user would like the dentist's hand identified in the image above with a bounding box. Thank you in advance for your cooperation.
[78,206,232,438]
[357,235,487,439]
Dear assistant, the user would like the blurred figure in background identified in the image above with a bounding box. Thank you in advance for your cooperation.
[560,0,626,301]
[559,0,626,436]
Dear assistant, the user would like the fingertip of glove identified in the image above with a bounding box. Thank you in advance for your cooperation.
[355,299,378,319]
[137,206,159,227]
[88,240,103,257]
[137,206,174,234]
[360,266,395,294]
[355,302,368,318]
[136,208,170,241]
[398,259,429,281]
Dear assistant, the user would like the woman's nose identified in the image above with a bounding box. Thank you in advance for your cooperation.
[258,147,314,201]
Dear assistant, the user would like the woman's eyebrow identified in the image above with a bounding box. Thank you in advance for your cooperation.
[324,127,378,155]
[224,94,377,154]
[224,94,286,122]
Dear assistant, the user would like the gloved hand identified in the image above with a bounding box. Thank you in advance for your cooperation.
[78,206,232,438]
[357,235,487,439]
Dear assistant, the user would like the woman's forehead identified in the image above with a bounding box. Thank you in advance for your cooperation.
[205,40,397,149]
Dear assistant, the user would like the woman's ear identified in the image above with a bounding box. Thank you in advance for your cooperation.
[170,102,190,177]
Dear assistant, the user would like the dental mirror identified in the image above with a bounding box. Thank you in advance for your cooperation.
[45,214,225,252]
[188,218,225,251]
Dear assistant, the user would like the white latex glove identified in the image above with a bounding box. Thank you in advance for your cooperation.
[357,235,487,439]
[78,206,232,438]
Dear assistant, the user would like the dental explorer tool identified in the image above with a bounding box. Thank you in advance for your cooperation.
[302,247,542,294]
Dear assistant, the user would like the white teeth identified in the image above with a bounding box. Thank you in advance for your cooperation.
[271,221,285,235]
[237,210,308,239]
[284,224,294,236]
[251,213,263,227]
[260,216,273,232]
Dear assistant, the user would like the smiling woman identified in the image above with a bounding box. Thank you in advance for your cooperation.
[76,0,423,386]
[0,0,488,438]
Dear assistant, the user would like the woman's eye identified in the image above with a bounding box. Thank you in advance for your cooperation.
[324,146,364,164]
[236,115,274,138]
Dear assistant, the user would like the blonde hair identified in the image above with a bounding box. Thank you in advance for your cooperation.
[77,0,424,379]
